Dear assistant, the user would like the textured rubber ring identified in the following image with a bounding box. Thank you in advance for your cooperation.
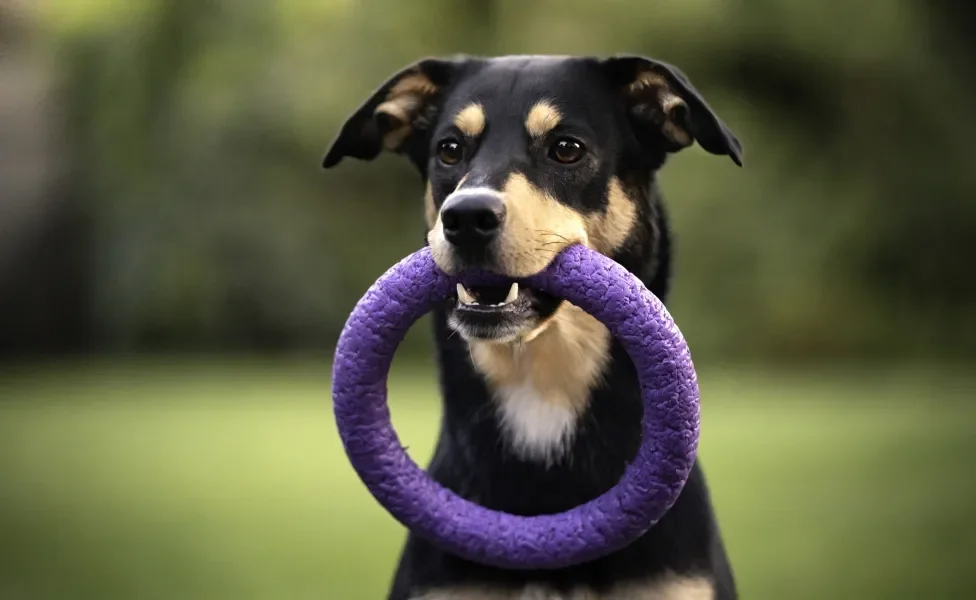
[332,244,700,570]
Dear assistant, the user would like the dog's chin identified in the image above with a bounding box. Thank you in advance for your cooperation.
[446,281,561,344]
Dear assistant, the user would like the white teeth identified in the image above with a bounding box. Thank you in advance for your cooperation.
[502,282,519,305]
[457,282,519,307]
[456,283,477,305]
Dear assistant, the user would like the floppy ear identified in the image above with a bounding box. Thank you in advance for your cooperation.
[323,58,463,169]
[601,55,743,166]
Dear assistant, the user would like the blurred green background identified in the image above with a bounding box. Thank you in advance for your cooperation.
[0,1,974,598]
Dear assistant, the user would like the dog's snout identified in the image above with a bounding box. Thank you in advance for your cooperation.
[441,191,506,251]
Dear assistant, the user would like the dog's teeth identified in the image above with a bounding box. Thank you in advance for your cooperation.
[456,283,477,305]
[502,282,519,305]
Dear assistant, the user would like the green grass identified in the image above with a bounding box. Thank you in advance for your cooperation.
[0,360,974,599]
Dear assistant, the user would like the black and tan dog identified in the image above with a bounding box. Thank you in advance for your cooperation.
[324,54,743,600]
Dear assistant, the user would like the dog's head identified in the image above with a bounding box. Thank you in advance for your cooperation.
[324,55,740,344]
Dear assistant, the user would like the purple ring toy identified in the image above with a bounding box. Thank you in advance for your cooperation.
[332,244,700,570]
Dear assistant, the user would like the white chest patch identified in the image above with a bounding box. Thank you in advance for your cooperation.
[494,382,580,465]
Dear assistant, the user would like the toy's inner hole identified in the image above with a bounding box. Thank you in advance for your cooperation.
[387,312,441,466]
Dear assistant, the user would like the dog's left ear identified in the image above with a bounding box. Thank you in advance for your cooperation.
[323,57,464,170]
[601,55,743,166]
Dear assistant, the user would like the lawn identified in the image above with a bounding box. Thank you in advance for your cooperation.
[0,360,974,599]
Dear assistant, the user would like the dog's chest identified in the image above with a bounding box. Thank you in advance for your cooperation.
[467,304,613,465]
[494,381,579,463]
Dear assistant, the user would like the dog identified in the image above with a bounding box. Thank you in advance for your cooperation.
[324,54,743,600]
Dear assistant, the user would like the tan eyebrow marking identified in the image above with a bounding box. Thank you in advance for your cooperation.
[454,103,486,137]
[525,100,562,138]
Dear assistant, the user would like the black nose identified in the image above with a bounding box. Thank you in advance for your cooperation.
[441,192,506,251]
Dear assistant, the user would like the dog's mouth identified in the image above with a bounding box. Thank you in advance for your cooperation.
[447,281,560,343]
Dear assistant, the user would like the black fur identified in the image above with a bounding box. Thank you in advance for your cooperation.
[325,55,742,599]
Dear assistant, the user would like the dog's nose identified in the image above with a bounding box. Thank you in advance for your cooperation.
[441,191,506,251]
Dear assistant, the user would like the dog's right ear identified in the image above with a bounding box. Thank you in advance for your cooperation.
[323,58,463,170]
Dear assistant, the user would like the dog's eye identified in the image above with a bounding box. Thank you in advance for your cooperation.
[436,139,463,166]
[549,138,586,164]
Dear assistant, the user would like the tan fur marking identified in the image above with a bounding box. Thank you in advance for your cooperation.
[525,101,562,138]
[426,185,456,272]
[454,103,486,137]
[463,173,614,425]
[635,575,715,600]
[658,91,692,146]
[429,174,610,428]
[494,173,587,277]
[379,121,413,151]
[427,174,592,277]
[627,71,669,94]
[660,92,685,113]
[626,71,692,147]
[469,302,611,413]
[374,100,410,125]
[428,175,639,428]
[427,175,639,433]
[585,177,638,254]
[389,71,438,99]
[412,575,714,599]
[424,182,436,229]
[661,120,692,147]
[426,176,472,257]
[427,217,456,273]
[374,71,439,151]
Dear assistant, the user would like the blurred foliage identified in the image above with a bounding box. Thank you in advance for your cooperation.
[4,0,975,360]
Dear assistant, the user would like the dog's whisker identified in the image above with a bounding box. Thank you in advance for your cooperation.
[534,230,572,242]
